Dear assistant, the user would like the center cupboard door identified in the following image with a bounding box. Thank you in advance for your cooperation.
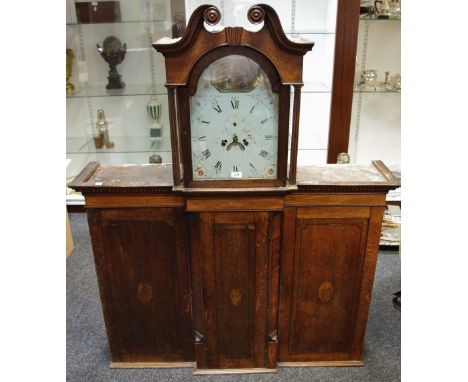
[190,211,278,371]
[278,206,377,363]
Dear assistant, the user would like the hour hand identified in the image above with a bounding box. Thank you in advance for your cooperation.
[226,142,245,151]
[226,135,245,151]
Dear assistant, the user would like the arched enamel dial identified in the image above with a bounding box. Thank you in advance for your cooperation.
[190,56,278,180]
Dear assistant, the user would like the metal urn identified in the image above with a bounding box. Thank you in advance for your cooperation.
[97,36,127,89]
[147,96,163,141]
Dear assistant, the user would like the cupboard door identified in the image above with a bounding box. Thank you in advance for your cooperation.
[191,212,272,370]
[278,207,370,362]
[87,208,193,364]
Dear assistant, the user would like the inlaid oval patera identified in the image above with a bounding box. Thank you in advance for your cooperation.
[230,288,242,306]
[318,281,334,303]
[138,283,153,304]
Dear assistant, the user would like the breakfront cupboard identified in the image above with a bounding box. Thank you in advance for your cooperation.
[70,160,399,373]
[69,2,399,374]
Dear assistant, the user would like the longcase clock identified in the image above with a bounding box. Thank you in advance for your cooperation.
[69,2,399,376]
[153,4,313,190]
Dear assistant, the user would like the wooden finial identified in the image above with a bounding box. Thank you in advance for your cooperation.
[203,6,221,25]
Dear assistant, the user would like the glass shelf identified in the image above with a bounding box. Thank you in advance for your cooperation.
[67,19,172,26]
[67,84,167,98]
[67,24,336,37]
[67,82,331,99]
[354,88,400,93]
[359,17,401,21]
[67,136,171,154]
[285,30,335,35]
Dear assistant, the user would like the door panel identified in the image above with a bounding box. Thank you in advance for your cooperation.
[279,207,368,361]
[191,211,271,370]
[88,208,193,363]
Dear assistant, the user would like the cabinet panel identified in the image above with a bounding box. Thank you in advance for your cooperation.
[278,207,368,361]
[87,208,193,363]
[191,211,272,370]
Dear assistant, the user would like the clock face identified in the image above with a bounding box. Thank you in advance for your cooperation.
[190,55,279,180]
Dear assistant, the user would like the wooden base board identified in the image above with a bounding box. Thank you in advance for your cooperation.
[110,361,362,370]
[110,362,195,369]
[278,360,364,367]
[193,367,277,375]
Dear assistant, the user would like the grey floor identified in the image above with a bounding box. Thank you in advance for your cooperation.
[67,213,401,382]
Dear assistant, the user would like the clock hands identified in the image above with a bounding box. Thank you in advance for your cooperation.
[226,135,245,151]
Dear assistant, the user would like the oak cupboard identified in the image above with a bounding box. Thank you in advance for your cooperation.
[87,207,194,366]
[70,160,399,373]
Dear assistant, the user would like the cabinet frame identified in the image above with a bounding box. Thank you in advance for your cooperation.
[327,0,360,163]
[70,161,399,372]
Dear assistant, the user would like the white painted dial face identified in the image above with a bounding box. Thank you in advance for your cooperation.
[190,57,278,180]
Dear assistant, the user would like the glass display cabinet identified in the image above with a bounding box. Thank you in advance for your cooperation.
[348,5,401,171]
[66,0,363,203]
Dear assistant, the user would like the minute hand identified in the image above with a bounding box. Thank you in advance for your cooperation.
[226,141,245,151]
[226,135,245,151]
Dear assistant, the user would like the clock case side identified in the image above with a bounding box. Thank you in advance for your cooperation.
[153,4,314,190]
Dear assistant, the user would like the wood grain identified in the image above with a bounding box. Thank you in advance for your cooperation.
[285,193,386,207]
[167,87,182,186]
[186,198,284,211]
[297,206,370,219]
[278,208,369,362]
[193,212,271,370]
[278,360,364,367]
[76,160,396,371]
[288,85,303,184]
[85,195,184,208]
[327,0,360,163]
[110,362,194,368]
[87,208,193,363]
[350,206,386,360]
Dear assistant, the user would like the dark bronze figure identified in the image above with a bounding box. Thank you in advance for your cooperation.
[97,36,127,89]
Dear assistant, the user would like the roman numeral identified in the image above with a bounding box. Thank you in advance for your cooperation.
[250,105,255,113]
[202,149,211,159]
[213,104,222,113]
[249,162,256,170]
[214,161,222,173]
[233,165,239,172]
[265,135,274,140]
[260,150,268,158]
[201,120,210,124]
[198,136,206,141]
[260,118,269,124]
[231,99,239,109]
